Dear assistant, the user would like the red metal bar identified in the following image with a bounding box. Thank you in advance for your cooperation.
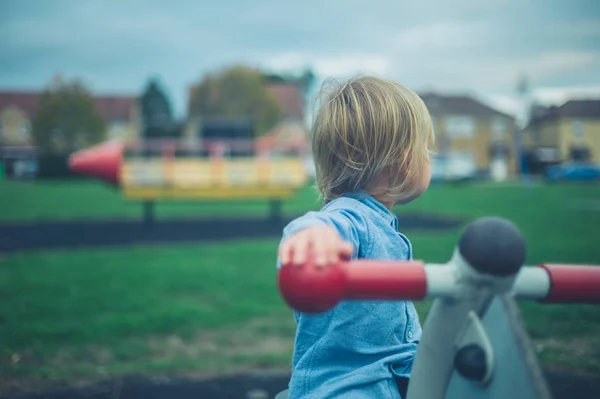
[278,259,600,313]
[345,260,427,301]
[537,264,600,304]
[277,258,427,313]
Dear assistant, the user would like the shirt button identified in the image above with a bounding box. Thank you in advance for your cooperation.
[408,330,413,339]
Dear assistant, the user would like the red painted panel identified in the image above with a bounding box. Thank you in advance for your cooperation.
[68,141,124,185]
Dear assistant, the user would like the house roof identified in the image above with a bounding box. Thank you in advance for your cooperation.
[0,90,137,120]
[551,99,600,119]
[419,92,513,119]
[267,83,304,120]
[0,92,39,118]
[528,99,600,127]
[93,96,137,120]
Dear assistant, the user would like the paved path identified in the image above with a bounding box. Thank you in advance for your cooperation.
[0,214,465,253]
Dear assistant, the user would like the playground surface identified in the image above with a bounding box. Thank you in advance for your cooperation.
[0,213,464,253]
[4,370,600,399]
[1,180,600,397]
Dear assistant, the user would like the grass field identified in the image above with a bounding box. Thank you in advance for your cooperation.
[0,180,322,222]
[1,179,600,391]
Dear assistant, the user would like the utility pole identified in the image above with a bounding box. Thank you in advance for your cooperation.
[516,74,531,186]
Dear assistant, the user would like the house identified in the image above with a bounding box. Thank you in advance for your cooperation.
[523,99,600,164]
[0,91,140,146]
[0,90,140,179]
[184,80,310,153]
[258,88,515,177]
[94,96,141,142]
[266,82,305,123]
[419,93,517,178]
[259,81,310,154]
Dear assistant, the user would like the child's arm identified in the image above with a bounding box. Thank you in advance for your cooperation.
[278,210,368,268]
[279,225,353,267]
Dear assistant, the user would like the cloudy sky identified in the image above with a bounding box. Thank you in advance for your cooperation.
[1,0,599,121]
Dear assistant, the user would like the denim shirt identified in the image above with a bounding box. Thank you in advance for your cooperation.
[277,191,422,398]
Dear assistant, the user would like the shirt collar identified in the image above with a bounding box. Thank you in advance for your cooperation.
[343,190,399,230]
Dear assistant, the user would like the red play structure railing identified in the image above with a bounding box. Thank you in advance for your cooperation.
[278,260,600,314]
[275,217,600,399]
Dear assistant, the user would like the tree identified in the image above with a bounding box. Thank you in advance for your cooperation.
[189,65,282,136]
[32,76,105,154]
[140,78,179,139]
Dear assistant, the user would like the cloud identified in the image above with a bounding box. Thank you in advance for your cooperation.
[262,53,391,78]
[484,83,600,119]
[392,22,488,51]
[533,85,600,103]
[421,50,599,90]
[1,0,599,117]
[524,51,599,79]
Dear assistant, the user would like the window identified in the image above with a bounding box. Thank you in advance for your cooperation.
[570,145,591,161]
[491,117,508,139]
[445,149,477,178]
[436,135,451,155]
[573,120,584,137]
[20,120,31,141]
[108,121,127,140]
[448,149,476,163]
[534,147,560,163]
[489,142,510,158]
[445,115,476,138]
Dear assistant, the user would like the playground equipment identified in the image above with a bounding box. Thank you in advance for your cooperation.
[276,217,600,399]
[68,137,309,222]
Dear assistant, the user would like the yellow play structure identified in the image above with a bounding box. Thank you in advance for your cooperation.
[70,137,310,222]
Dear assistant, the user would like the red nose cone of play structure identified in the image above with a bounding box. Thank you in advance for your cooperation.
[278,257,347,313]
[69,140,124,185]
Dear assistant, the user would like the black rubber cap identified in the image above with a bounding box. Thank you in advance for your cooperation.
[455,344,487,382]
[458,217,526,277]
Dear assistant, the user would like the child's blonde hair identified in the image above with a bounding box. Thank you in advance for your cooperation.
[312,75,434,204]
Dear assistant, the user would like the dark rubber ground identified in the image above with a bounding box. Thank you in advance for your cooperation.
[3,370,600,399]
[0,213,465,253]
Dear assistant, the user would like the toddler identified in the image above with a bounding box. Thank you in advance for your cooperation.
[278,75,434,398]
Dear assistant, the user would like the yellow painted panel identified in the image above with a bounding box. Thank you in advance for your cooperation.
[171,160,213,187]
[121,160,165,186]
[121,158,307,189]
[223,159,263,187]
[122,186,295,200]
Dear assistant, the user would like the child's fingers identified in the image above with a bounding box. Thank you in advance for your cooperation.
[290,234,311,265]
[338,241,354,259]
[310,230,329,266]
[279,239,292,265]
[327,237,349,264]
[314,232,351,266]
[280,227,352,267]
[280,233,308,264]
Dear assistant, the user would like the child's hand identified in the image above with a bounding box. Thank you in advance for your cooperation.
[279,226,354,267]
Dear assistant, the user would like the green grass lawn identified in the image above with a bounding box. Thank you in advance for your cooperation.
[0,179,322,222]
[1,179,600,391]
